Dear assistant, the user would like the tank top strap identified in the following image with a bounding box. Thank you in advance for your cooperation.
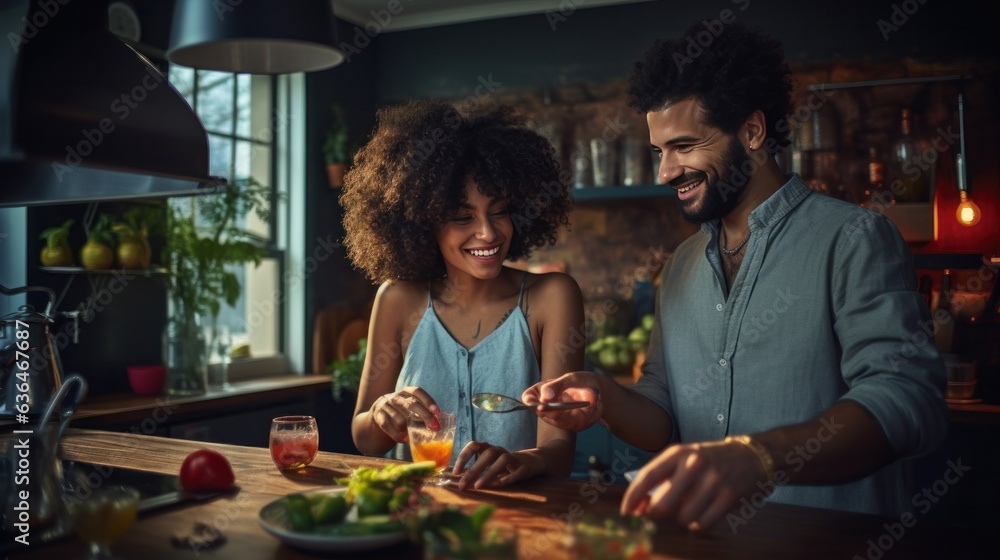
[516,272,529,309]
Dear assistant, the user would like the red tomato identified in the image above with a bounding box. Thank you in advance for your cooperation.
[179,449,235,492]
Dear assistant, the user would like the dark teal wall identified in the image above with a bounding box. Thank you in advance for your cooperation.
[304,18,382,370]
[303,0,999,369]
[371,0,997,103]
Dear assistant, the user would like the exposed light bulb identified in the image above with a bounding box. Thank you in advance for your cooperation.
[956,190,981,227]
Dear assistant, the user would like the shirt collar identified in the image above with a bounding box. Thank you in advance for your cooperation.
[699,173,813,236]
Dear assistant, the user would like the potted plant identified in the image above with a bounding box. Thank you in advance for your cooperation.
[112,206,155,270]
[327,338,366,403]
[323,103,350,188]
[162,178,273,395]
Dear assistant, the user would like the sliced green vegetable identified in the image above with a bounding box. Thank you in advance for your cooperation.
[311,494,348,524]
[356,487,392,517]
[469,504,495,534]
[283,494,315,532]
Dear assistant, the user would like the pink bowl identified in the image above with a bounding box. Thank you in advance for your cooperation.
[127,365,166,395]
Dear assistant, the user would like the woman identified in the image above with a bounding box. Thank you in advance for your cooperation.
[342,100,583,489]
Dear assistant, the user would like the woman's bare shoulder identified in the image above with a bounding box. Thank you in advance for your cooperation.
[522,271,583,314]
[374,279,428,314]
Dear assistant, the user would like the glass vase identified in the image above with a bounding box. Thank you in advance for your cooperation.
[163,296,207,396]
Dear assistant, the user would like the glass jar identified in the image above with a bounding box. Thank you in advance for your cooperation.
[163,295,207,395]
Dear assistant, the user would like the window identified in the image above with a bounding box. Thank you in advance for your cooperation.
[167,68,285,367]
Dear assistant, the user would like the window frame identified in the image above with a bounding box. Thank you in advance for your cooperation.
[167,67,290,375]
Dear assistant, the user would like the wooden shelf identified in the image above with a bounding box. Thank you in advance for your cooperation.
[39,266,168,276]
[70,374,331,428]
[571,184,675,202]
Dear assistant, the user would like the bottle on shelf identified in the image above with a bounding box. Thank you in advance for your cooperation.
[863,146,894,209]
[933,269,954,355]
[888,108,931,203]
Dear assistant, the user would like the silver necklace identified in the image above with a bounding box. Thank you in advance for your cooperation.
[721,228,751,257]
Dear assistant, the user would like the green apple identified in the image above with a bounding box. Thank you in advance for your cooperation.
[617,350,634,367]
[599,349,618,368]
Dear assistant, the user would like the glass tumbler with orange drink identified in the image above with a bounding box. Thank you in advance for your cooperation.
[408,411,456,484]
[67,485,140,560]
[269,415,319,471]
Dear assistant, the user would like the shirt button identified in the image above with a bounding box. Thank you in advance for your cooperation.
[460,427,467,434]
[459,390,465,398]
[460,350,467,356]
[717,414,724,422]
[719,358,727,366]
[716,303,723,311]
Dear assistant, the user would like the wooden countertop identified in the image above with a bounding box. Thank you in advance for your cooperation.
[70,374,331,428]
[7,429,987,559]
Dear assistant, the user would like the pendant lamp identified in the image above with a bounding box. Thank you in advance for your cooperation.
[954,94,981,227]
[167,0,344,74]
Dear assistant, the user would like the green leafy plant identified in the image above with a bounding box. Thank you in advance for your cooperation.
[164,178,273,320]
[328,338,366,402]
[39,219,75,267]
[112,206,160,269]
[80,214,117,270]
[323,103,350,165]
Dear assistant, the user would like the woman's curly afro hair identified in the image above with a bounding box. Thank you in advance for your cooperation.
[340,100,572,282]
[627,21,793,148]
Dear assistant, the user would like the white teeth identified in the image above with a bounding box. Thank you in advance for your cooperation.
[677,180,701,193]
[469,246,500,257]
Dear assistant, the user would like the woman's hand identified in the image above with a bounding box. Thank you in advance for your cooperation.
[369,386,439,443]
[452,441,535,490]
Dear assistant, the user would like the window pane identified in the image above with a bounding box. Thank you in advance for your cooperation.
[236,141,271,239]
[208,134,233,179]
[245,257,280,358]
[213,264,247,331]
[196,71,234,134]
[250,75,274,142]
[236,74,251,138]
[168,66,194,105]
[235,140,252,181]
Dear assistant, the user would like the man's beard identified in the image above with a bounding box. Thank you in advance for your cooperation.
[672,137,751,224]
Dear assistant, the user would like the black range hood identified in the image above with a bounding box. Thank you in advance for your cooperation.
[0,0,225,208]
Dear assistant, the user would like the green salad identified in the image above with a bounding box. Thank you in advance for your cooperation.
[408,504,517,560]
[569,516,654,560]
[282,461,437,536]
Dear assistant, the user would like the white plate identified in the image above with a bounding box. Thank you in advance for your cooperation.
[258,487,409,552]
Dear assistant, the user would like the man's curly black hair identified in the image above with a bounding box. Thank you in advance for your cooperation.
[627,21,794,149]
[340,100,572,282]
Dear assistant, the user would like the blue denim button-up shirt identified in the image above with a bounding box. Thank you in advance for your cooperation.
[632,174,948,516]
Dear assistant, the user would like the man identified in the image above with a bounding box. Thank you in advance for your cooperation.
[523,21,947,531]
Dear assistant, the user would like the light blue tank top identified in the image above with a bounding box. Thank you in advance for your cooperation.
[393,275,539,466]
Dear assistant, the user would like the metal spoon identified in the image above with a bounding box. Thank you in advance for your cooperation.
[471,392,589,413]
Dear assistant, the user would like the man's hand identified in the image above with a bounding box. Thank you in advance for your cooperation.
[522,372,605,432]
[620,440,769,531]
